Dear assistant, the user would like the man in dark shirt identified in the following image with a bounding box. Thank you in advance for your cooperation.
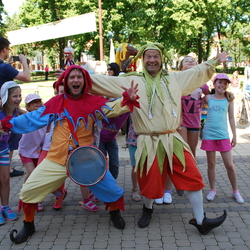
[0,37,31,177]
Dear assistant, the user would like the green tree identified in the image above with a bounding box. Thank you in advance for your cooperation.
[0,0,6,37]
[2,0,250,66]
[222,0,250,63]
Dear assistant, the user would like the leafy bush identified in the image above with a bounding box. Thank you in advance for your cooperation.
[215,67,245,75]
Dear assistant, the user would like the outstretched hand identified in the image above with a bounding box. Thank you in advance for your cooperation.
[55,69,64,78]
[121,80,138,100]
[216,47,230,63]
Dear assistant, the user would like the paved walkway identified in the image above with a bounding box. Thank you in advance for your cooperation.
[1,125,250,249]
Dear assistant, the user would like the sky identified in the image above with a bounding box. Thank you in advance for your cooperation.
[2,0,25,17]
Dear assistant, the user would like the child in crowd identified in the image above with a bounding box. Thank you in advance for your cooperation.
[79,122,100,211]
[201,73,244,204]
[18,94,47,212]
[37,82,67,211]
[37,119,67,211]
[199,103,208,140]
[99,112,129,179]
[230,71,242,119]
[53,81,64,95]
[99,63,128,179]
[79,186,100,211]
[179,55,210,158]
[126,114,141,201]
[0,81,22,225]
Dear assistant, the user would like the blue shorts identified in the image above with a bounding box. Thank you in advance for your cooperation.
[128,144,137,166]
[0,148,10,166]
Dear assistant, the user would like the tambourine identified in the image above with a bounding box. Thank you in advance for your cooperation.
[66,146,107,186]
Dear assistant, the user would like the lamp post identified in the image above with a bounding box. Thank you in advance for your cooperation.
[98,0,104,61]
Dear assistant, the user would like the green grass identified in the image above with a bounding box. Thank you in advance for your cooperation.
[18,79,55,108]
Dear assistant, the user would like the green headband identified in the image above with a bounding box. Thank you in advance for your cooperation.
[133,42,170,62]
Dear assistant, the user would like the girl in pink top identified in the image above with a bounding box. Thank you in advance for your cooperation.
[179,56,210,158]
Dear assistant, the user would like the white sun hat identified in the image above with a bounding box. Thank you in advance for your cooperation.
[0,81,20,106]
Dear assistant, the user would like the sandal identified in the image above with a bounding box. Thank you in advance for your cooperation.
[37,203,44,212]
[89,192,99,202]
[132,188,141,202]
[81,200,100,212]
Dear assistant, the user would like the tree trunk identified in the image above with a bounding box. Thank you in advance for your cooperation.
[197,28,203,63]
[59,38,66,69]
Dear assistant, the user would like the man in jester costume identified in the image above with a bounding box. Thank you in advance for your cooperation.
[0,65,140,244]
[89,43,228,235]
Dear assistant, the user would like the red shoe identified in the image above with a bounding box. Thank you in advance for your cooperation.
[53,189,67,210]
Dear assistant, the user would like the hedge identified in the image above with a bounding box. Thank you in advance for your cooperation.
[215,67,245,75]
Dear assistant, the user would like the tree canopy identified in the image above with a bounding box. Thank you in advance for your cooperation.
[1,0,250,66]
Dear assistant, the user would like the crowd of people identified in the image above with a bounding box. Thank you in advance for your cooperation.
[0,36,249,244]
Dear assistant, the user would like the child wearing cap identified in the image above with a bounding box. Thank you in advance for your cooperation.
[36,82,68,211]
[201,73,244,204]
[0,81,22,225]
[18,94,47,212]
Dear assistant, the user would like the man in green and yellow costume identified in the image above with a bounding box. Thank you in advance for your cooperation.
[90,43,228,235]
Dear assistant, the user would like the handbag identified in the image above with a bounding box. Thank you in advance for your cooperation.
[238,98,248,126]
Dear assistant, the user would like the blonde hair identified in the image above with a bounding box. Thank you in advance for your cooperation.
[1,87,23,116]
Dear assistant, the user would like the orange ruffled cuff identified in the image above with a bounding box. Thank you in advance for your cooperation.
[18,199,38,213]
[105,196,125,211]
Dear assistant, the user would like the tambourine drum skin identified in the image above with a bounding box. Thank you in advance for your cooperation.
[66,146,107,186]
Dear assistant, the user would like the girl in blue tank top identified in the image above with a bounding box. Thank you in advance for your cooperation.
[200,73,244,204]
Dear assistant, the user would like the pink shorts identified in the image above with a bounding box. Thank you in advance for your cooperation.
[37,150,48,165]
[201,139,232,152]
[19,154,38,166]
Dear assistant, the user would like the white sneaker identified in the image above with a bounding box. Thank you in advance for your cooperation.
[232,192,244,204]
[154,197,163,205]
[163,193,172,204]
[206,191,216,201]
